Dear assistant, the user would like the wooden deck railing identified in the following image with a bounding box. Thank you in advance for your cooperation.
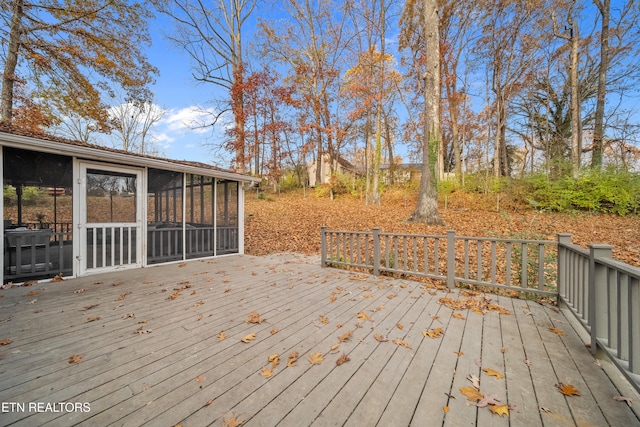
[320,227,640,392]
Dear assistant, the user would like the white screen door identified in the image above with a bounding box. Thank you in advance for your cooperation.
[79,163,143,275]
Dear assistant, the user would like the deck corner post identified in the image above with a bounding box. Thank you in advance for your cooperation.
[589,243,613,356]
[447,230,456,289]
[320,226,328,268]
[373,228,380,276]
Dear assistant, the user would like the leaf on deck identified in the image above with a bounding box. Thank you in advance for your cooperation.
[460,386,484,402]
[319,315,329,324]
[68,354,83,364]
[482,368,504,379]
[260,366,273,378]
[357,311,370,321]
[270,328,279,335]
[268,354,280,368]
[246,311,266,324]
[396,323,404,330]
[336,353,350,366]
[613,395,633,406]
[477,394,501,407]
[467,374,480,389]
[0,338,12,346]
[489,404,509,417]
[241,333,256,343]
[423,328,444,338]
[217,331,226,340]
[557,383,580,396]
[549,327,565,336]
[287,352,298,367]
[338,330,353,342]
[374,334,388,342]
[222,411,244,427]
[393,339,412,349]
[309,352,325,365]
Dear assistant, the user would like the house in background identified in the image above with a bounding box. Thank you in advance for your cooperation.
[307,153,358,187]
[1,126,259,284]
[380,163,423,185]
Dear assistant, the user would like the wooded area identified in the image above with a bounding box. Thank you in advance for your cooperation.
[1,0,639,218]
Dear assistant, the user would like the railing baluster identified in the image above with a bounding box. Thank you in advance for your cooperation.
[505,242,512,287]
[491,241,497,285]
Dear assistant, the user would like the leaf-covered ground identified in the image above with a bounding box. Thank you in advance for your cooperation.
[244,189,640,267]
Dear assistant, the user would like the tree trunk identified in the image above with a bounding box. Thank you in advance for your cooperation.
[409,0,443,225]
[569,18,582,176]
[1,0,23,125]
[592,0,609,168]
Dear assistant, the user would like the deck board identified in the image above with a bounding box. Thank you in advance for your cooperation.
[1,253,639,427]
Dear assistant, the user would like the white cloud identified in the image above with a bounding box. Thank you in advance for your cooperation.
[161,106,220,133]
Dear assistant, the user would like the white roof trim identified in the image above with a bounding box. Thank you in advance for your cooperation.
[0,131,260,183]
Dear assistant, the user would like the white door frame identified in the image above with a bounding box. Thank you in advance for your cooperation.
[77,162,143,275]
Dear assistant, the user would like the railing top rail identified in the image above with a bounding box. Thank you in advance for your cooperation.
[595,256,640,278]
[454,235,557,245]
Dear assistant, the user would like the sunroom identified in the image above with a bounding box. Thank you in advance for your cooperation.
[0,128,259,284]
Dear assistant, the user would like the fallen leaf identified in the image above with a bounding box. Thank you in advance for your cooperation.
[168,290,182,300]
[195,376,204,382]
[178,262,187,268]
[396,323,404,330]
[24,291,39,297]
[357,311,371,321]
[116,291,131,301]
[557,383,580,396]
[268,354,280,368]
[204,399,213,407]
[614,395,633,406]
[222,412,244,427]
[246,311,265,324]
[319,315,329,324]
[336,353,350,366]
[454,351,463,357]
[423,328,444,338]
[85,316,100,323]
[270,328,279,335]
[489,404,509,417]
[309,352,325,365]
[82,304,99,311]
[260,366,273,378]
[393,339,412,349]
[460,386,484,402]
[549,327,565,336]
[122,313,135,319]
[329,295,337,303]
[443,405,449,413]
[453,313,465,320]
[338,330,353,342]
[193,301,204,307]
[500,347,508,353]
[374,334,389,342]
[68,354,83,364]
[539,406,552,413]
[482,368,504,379]
[331,343,340,351]
[477,394,501,407]
[217,331,226,340]
[467,374,480,389]
[0,339,12,346]
[241,333,256,343]
[50,273,64,282]
[287,352,298,367]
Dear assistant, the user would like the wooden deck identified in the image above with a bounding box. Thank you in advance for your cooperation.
[1,253,639,427]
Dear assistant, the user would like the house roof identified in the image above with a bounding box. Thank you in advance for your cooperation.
[0,124,260,183]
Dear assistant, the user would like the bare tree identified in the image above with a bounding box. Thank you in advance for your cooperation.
[109,101,166,155]
[155,0,257,172]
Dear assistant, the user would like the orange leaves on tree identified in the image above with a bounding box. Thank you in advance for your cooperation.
[557,383,580,396]
[309,352,325,365]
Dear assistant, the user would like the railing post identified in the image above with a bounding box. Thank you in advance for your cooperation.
[589,243,613,356]
[447,230,456,289]
[320,226,327,268]
[557,233,572,297]
[373,228,380,276]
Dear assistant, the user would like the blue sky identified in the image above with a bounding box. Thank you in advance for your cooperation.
[142,16,232,167]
